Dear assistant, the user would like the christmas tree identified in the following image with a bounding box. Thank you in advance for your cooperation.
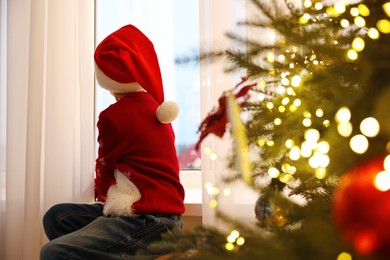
[170,0,390,259]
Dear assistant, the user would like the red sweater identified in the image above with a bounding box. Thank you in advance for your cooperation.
[95,92,185,215]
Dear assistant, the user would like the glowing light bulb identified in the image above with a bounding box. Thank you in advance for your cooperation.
[281,163,290,172]
[274,118,282,125]
[276,86,286,94]
[337,251,352,260]
[288,166,297,175]
[374,171,390,192]
[209,199,218,208]
[314,2,323,10]
[337,122,353,137]
[305,129,320,142]
[303,111,311,118]
[267,52,275,62]
[291,75,302,87]
[354,16,366,28]
[299,13,311,24]
[258,138,266,146]
[377,19,390,33]
[281,78,290,86]
[368,28,380,39]
[326,7,335,16]
[358,4,370,16]
[279,173,294,183]
[383,3,390,17]
[278,106,286,113]
[205,182,213,189]
[230,230,240,239]
[304,0,312,8]
[350,134,369,154]
[323,120,331,127]
[210,153,218,160]
[268,167,280,178]
[266,140,274,147]
[335,107,351,123]
[316,108,324,117]
[346,49,358,61]
[350,7,359,17]
[236,237,245,246]
[282,97,290,105]
[289,146,301,160]
[352,37,365,52]
[266,102,274,109]
[384,155,390,171]
[293,99,302,107]
[360,117,380,137]
[257,93,265,101]
[227,235,236,243]
[204,147,212,155]
[258,80,266,88]
[287,87,295,96]
[303,118,312,127]
[285,139,295,148]
[317,141,330,154]
[315,167,327,179]
[334,2,346,14]
[289,105,298,112]
[205,183,216,195]
[309,154,320,169]
[301,142,313,158]
[340,19,350,28]
[223,188,231,196]
[318,154,330,167]
[225,243,235,251]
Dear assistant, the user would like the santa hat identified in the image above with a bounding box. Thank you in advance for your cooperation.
[94,24,179,123]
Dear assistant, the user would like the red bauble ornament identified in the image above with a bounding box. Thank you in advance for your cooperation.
[332,156,390,259]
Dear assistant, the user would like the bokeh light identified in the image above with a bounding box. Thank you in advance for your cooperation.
[360,117,380,137]
[350,134,369,154]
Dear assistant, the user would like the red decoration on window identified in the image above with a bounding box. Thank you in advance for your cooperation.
[195,77,256,150]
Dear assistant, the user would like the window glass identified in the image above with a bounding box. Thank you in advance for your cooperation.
[95,0,201,170]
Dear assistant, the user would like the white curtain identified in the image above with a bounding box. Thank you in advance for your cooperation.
[199,0,261,230]
[0,0,95,259]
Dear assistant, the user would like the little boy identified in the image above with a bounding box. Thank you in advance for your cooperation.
[40,24,185,259]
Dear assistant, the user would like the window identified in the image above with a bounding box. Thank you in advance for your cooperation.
[95,0,251,221]
[95,0,201,170]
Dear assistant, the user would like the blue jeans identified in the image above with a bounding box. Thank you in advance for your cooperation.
[40,203,182,260]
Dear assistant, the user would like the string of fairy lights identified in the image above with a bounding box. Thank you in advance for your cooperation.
[258,0,390,186]
[200,0,390,254]
[299,0,390,190]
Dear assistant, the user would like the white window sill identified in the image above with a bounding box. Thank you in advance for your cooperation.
[180,170,202,216]
[0,170,204,216]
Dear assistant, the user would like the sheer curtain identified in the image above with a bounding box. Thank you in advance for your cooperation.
[199,0,260,229]
[0,0,95,259]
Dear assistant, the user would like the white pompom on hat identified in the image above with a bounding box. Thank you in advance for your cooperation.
[94,24,179,123]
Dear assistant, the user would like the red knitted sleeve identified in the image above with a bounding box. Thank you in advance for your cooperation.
[95,112,124,201]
